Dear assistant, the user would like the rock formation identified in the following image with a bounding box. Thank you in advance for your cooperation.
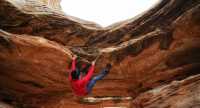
[0,0,199,108]
[39,0,61,10]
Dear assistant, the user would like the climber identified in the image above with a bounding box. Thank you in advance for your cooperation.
[68,55,112,96]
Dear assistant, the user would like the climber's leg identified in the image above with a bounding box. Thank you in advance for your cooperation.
[87,64,111,93]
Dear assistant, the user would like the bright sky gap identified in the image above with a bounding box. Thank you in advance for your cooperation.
[61,0,161,27]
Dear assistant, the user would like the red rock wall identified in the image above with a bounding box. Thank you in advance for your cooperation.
[0,0,199,108]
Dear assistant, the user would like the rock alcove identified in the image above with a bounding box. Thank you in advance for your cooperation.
[0,0,200,108]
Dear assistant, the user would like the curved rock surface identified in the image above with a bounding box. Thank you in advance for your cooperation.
[0,0,199,108]
[132,75,200,108]
[39,0,61,10]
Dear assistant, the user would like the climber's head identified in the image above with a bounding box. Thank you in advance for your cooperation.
[71,69,80,80]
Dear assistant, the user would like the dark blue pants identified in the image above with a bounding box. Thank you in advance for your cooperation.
[87,68,109,93]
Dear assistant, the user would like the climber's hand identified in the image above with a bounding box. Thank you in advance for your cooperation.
[91,61,96,65]
[72,55,77,60]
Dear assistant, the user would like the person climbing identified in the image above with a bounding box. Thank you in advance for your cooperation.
[68,55,112,96]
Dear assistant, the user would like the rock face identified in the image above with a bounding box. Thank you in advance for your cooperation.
[0,101,14,108]
[132,75,200,108]
[39,0,61,10]
[0,0,199,108]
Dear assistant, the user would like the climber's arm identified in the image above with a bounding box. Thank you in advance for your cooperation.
[69,56,77,81]
[71,56,76,71]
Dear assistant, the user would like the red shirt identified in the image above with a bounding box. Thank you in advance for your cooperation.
[68,58,95,96]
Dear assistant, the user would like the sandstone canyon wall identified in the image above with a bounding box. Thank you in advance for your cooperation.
[0,0,200,108]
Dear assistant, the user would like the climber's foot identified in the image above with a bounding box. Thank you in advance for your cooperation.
[106,63,112,72]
